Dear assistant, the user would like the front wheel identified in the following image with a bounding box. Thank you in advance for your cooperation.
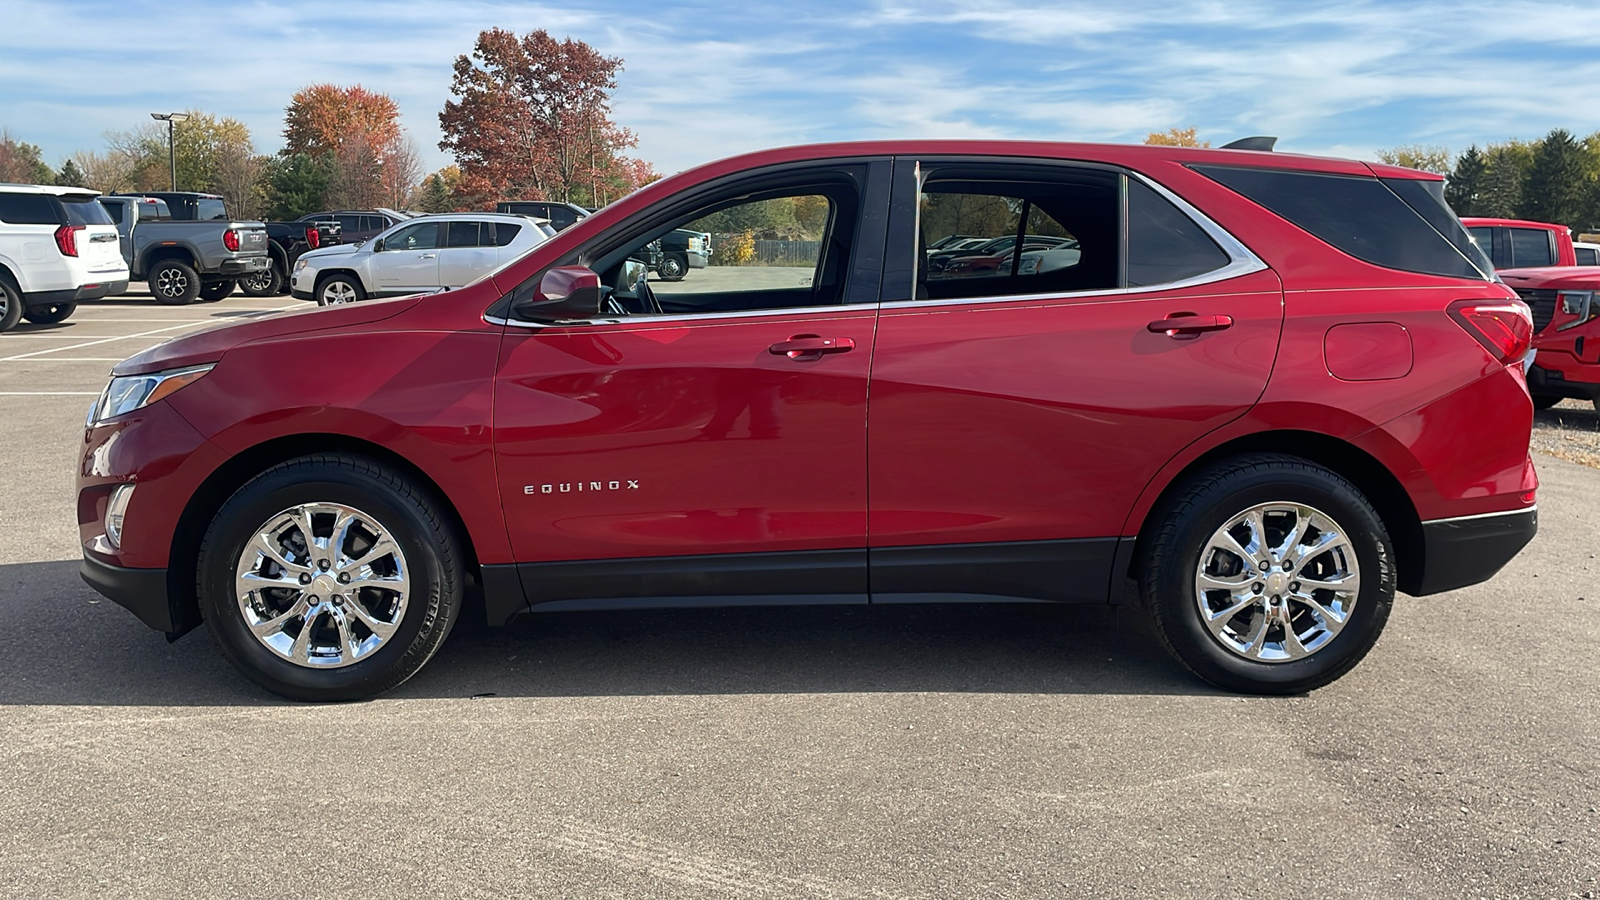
[657,253,687,281]
[239,262,283,297]
[196,455,465,701]
[317,274,365,306]
[1140,455,1394,695]
[149,260,201,305]
[22,303,76,325]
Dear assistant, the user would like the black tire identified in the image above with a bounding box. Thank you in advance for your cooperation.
[316,273,366,306]
[1139,454,1395,695]
[22,302,76,325]
[149,259,201,305]
[658,253,688,281]
[198,280,236,302]
[1532,394,1561,410]
[196,454,465,701]
[239,261,283,297]
[0,277,23,333]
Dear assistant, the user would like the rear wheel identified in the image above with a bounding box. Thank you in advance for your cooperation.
[657,253,688,281]
[1140,455,1394,695]
[149,260,200,305]
[22,303,76,325]
[0,278,23,332]
[239,261,283,297]
[198,280,236,302]
[196,455,465,701]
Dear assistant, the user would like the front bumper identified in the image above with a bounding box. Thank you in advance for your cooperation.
[80,554,177,633]
[1527,363,1600,401]
[1409,507,1538,596]
[217,256,271,277]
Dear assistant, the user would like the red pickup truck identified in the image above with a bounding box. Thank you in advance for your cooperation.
[1463,217,1600,409]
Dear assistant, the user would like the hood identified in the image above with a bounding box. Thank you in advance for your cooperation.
[1498,266,1600,290]
[113,295,421,376]
[299,243,363,261]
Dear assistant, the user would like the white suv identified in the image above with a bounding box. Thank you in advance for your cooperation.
[291,213,553,305]
[0,184,129,330]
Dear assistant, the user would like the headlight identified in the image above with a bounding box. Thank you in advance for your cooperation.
[294,258,309,273]
[90,364,214,425]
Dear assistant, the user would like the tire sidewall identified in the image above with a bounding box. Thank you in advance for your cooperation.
[659,254,686,281]
[198,464,457,700]
[151,260,200,305]
[317,275,362,306]
[1150,464,1394,693]
[240,262,282,297]
[0,279,25,332]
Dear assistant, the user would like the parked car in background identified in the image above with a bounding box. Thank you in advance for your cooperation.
[496,200,590,231]
[0,183,127,329]
[1461,217,1576,269]
[1574,241,1600,266]
[291,213,548,305]
[79,140,1536,702]
[111,191,332,299]
[294,209,412,246]
[927,233,1069,273]
[97,196,270,305]
[927,233,981,250]
[646,228,711,281]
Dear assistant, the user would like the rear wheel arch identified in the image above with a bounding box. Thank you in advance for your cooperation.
[168,434,484,635]
[0,263,20,292]
[1128,430,1424,596]
[141,246,198,276]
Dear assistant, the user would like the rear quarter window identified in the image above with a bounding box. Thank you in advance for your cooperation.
[1127,179,1231,286]
[0,193,61,225]
[1192,166,1488,280]
[492,223,523,246]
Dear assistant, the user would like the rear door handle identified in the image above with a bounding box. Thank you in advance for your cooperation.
[768,335,855,360]
[1148,313,1234,338]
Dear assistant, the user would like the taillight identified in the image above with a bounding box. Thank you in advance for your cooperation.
[304,226,320,250]
[1448,298,1534,365]
[54,224,84,257]
[223,229,241,252]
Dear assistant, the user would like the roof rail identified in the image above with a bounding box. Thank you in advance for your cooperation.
[1220,136,1277,151]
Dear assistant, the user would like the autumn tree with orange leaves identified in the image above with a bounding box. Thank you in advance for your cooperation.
[439,28,657,208]
[283,84,419,208]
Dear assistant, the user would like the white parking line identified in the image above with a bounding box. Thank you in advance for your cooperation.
[0,357,129,362]
[0,391,102,396]
[0,322,207,362]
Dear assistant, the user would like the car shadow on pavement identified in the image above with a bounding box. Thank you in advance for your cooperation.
[0,559,1212,706]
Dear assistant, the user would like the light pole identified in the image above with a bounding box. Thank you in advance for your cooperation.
[149,112,190,191]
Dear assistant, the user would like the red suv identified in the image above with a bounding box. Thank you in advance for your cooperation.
[77,141,1538,701]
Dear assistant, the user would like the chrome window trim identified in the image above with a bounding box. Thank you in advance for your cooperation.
[1422,506,1536,526]
[486,301,883,330]
[884,168,1267,311]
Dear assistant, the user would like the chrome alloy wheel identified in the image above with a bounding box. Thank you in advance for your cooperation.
[241,268,275,292]
[154,267,190,299]
[321,281,358,304]
[234,503,409,668]
[1193,502,1360,663]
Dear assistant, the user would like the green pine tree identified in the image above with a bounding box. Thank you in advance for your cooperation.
[264,153,333,219]
[1445,146,1485,216]
[1521,129,1590,228]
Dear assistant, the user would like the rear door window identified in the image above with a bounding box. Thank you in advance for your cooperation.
[445,221,483,247]
[0,193,61,224]
[1193,166,1489,280]
[1127,179,1231,286]
[1577,247,1598,266]
[1509,228,1555,267]
[549,207,578,230]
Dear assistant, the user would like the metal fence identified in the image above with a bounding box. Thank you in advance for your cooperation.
[711,235,822,266]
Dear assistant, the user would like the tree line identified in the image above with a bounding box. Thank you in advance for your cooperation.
[0,28,657,220]
[1378,131,1600,233]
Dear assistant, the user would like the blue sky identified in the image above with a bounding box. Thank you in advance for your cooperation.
[5,0,1600,178]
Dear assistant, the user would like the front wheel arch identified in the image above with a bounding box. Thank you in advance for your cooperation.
[168,434,482,637]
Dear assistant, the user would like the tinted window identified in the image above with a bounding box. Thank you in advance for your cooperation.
[492,222,522,246]
[383,222,438,251]
[1509,228,1555,267]
[363,216,386,234]
[549,207,578,230]
[101,200,124,224]
[1577,247,1598,266]
[0,193,60,224]
[1467,227,1503,268]
[918,167,1119,300]
[1193,166,1487,280]
[1127,179,1231,287]
[336,215,363,233]
[1381,178,1493,276]
[445,221,482,247]
[62,196,113,226]
[196,198,228,220]
[137,199,171,221]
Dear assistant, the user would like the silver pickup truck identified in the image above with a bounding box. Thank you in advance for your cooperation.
[96,196,270,305]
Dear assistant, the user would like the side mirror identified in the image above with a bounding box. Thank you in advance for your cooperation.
[513,265,604,322]
[613,258,648,300]
[371,238,384,252]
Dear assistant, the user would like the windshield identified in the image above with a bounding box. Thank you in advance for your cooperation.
[196,198,228,220]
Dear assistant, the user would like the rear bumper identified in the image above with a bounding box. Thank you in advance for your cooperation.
[80,554,174,632]
[216,256,271,277]
[1528,363,1600,400]
[25,279,130,306]
[1410,507,1537,596]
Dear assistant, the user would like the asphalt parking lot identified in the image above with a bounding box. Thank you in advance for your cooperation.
[1,287,1596,899]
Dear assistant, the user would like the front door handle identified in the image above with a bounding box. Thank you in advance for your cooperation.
[768,334,855,361]
[420,253,437,259]
[1148,313,1234,338]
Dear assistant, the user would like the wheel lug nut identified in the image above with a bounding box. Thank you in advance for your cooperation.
[1290,582,1301,592]
[337,572,350,584]
[299,573,312,585]
[319,559,331,571]
[1252,583,1263,593]
[333,595,343,606]
[307,595,319,605]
